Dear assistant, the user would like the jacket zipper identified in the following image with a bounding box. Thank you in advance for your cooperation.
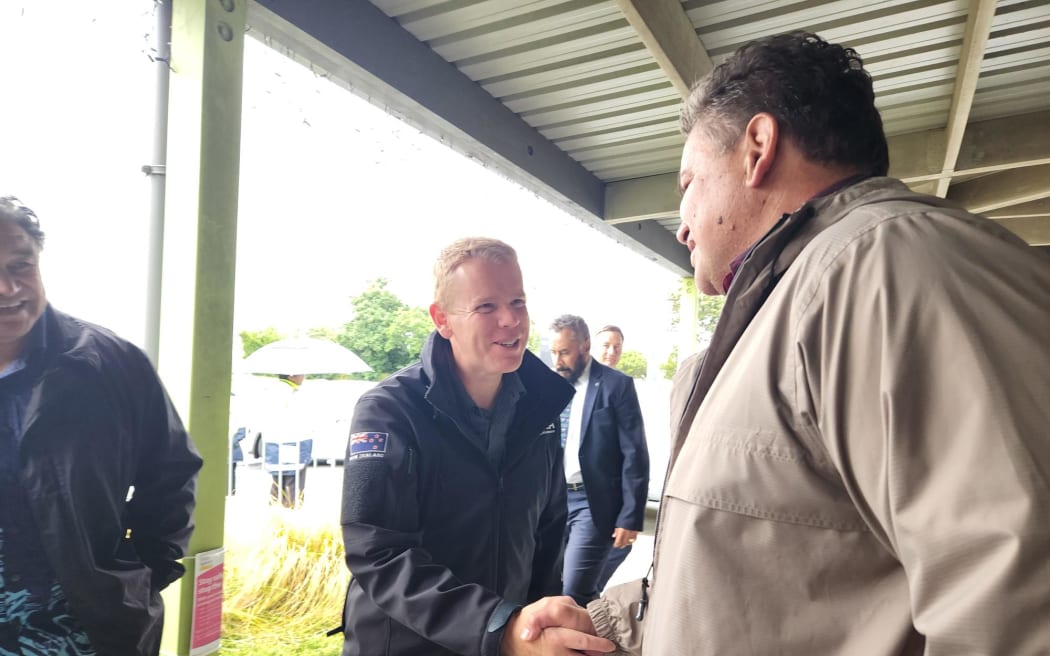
[494,475,504,591]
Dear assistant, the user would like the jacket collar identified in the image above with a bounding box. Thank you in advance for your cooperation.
[579,358,606,441]
[22,306,107,440]
[420,330,573,436]
[671,177,919,459]
[39,305,105,374]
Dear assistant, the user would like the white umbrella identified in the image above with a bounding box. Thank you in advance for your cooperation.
[238,337,372,375]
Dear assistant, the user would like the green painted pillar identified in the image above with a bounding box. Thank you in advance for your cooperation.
[157,0,246,653]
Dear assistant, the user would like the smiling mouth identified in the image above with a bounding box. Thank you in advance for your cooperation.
[495,339,520,349]
[0,300,26,315]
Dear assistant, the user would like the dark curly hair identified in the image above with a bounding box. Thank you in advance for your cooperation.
[0,195,46,248]
[680,31,889,176]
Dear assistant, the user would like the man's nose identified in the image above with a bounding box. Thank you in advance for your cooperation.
[0,272,18,296]
[676,220,690,245]
[496,304,519,326]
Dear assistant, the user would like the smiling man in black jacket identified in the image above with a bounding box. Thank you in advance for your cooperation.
[339,237,613,656]
[0,195,201,655]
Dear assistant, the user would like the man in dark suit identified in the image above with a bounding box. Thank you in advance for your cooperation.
[549,314,649,605]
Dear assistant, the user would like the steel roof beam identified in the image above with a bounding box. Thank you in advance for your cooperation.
[605,109,1050,226]
[933,0,997,198]
[605,173,680,224]
[992,217,1050,246]
[948,163,1050,214]
[615,0,714,99]
[889,109,1050,182]
[985,197,1050,220]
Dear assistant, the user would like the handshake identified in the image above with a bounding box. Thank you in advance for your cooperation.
[501,596,616,655]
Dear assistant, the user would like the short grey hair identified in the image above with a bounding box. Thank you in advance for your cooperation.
[550,314,589,344]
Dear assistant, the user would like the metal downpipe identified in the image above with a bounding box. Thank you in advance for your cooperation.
[143,0,171,365]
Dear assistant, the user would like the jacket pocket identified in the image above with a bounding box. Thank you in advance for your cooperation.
[665,426,867,531]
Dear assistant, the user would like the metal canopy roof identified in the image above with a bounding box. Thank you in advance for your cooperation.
[248,0,1050,275]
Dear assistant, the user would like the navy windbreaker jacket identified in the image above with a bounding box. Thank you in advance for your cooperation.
[18,306,201,655]
[340,332,572,655]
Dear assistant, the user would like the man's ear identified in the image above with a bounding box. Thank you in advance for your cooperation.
[742,112,779,187]
[429,303,452,339]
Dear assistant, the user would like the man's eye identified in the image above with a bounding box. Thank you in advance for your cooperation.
[510,299,527,308]
[475,303,496,314]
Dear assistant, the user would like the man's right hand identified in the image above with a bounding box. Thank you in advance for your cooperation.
[501,596,615,655]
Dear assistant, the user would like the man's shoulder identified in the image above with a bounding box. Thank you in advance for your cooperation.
[817,178,1021,253]
[807,180,1037,280]
[47,307,148,366]
[361,361,428,407]
[592,360,632,387]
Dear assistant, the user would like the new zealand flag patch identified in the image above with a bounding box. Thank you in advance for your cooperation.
[349,432,389,459]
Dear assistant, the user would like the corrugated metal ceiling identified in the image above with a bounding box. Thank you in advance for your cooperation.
[371,0,1047,179]
[249,0,1050,265]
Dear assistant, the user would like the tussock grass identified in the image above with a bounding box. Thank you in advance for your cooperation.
[221,490,349,655]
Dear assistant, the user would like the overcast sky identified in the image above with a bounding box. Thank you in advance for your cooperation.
[1,3,684,366]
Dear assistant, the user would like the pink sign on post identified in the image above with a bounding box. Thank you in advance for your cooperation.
[190,547,225,656]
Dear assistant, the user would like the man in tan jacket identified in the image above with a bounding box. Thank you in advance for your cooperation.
[510,30,1050,655]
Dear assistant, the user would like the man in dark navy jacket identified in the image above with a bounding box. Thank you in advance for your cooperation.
[0,195,201,655]
[549,315,649,606]
[339,238,613,656]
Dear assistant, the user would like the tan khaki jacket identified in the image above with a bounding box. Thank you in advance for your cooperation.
[590,177,1050,655]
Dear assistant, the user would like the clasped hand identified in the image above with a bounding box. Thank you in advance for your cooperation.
[501,596,615,655]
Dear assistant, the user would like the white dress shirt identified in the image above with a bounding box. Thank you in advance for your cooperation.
[564,358,591,484]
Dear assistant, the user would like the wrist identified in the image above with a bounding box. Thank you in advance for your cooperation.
[496,606,523,656]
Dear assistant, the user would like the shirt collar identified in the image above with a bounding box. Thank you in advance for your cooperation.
[0,312,48,379]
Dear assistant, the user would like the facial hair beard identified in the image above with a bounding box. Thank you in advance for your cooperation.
[565,356,586,385]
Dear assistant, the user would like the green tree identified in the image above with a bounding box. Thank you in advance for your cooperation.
[663,282,726,379]
[527,319,541,354]
[239,327,284,358]
[661,345,678,380]
[667,285,726,345]
[336,279,432,380]
[617,350,647,379]
[696,294,726,342]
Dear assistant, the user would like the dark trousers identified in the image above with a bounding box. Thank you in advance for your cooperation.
[562,488,613,606]
[597,541,631,591]
[270,467,307,508]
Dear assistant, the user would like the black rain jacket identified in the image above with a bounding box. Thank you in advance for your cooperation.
[18,306,202,655]
[340,331,572,655]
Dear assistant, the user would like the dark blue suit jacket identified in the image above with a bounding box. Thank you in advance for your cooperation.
[576,359,649,536]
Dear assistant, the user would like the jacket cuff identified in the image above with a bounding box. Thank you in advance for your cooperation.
[483,600,521,656]
[588,597,616,642]
[587,582,644,656]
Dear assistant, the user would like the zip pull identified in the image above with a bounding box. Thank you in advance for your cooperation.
[635,576,649,621]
